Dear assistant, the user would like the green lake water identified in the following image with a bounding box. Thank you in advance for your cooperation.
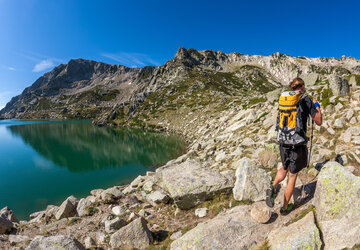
[0,120,186,220]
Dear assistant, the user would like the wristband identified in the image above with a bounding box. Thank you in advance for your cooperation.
[314,102,320,109]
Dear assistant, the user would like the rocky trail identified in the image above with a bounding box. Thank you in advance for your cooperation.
[1,48,360,249]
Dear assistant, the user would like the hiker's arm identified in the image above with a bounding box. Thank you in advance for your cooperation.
[312,99,322,126]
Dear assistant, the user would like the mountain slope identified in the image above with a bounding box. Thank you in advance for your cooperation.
[1,48,360,125]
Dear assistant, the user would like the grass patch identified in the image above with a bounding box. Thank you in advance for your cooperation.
[67,217,81,226]
[249,97,267,106]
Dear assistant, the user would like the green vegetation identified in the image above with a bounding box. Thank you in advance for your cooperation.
[249,97,267,106]
[34,98,56,111]
[320,87,333,107]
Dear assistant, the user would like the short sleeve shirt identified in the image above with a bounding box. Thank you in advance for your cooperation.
[300,96,318,133]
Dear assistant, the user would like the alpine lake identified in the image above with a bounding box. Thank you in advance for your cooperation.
[0,119,186,220]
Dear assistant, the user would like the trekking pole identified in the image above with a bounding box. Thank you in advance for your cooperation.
[301,119,314,200]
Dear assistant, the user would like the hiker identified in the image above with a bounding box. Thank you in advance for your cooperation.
[266,77,322,215]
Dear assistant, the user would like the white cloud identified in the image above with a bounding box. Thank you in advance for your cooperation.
[32,59,54,72]
[102,52,161,67]
[8,67,15,71]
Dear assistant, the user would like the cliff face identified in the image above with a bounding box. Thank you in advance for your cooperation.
[1,48,360,122]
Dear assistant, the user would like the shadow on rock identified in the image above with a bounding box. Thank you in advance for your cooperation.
[293,180,317,207]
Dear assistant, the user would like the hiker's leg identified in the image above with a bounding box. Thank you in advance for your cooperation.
[283,172,297,208]
[273,166,288,189]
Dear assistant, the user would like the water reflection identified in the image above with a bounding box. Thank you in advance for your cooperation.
[8,122,186,172]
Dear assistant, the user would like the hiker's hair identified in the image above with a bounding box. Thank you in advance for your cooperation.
[289,78,305,90]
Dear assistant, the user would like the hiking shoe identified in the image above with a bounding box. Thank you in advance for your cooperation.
[280,203,294,216]
[266,185,276,208]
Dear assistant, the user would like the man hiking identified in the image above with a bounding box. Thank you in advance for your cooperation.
[266,77,322,215]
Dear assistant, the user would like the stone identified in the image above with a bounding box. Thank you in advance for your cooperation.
[250,203,271,223]
[266,88,282,102]
[8,235,31,244]
[95,231,107,245]
[300,73,319,86]
[329,76,350,96]
[233,157,271,201]
[350,117,357,124]
[146,190,170,205]
[268,211,322,250]
[100,186,124,201]
[155,160,233,209]
[314,161,360,249]
[111,206,126,216]
[105,217,127,234]
[142,180,154,192]
[344,165,355,173]
[76,198,93,217]
[346,109,354,120]
[109,217,153,249]
[333,118,345,129]
[171,205,270,249]
[130,175,145,188]
[26,235,85,250]
[55,195,79,220]
[170,231,183,241]
[195,208,208,218]
[84,236,96,249]
[128,212,137,221]
[29,211,45,220]
[327,127,335,135]
[242,137,255,146]
[215,151,227,162]
[0,206,18,223]
[122,185,136,194]
[335,102,344,112]
[0,215,14,234]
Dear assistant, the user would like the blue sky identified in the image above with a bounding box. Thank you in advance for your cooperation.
[0,0,359,109]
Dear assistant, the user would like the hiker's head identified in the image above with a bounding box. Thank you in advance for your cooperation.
[289,78,305,92]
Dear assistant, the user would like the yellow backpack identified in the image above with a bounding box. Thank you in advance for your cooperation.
[276,91,307,146]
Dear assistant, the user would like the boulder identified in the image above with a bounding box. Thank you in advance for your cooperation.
[346,109,354,120]
[146,190,170,205]
[8,235,31,244]
[109,217,153,249]
[26,235,85,250]
[105,217,127,234]
[76,198,93,217]
[333,117,344,129]
[55,195,79,220]
[170,231,183,241]
[0,206,18,223]
[266,88,282,102]
[111,205,126,216]
[300,73,319,86]
[142,180,154,192]
[329,76,350,96]
[233,158,271,201]
[0,217,13,234]
[84,236,96,249]
[195,208,208,218]
[314,161,360,249]
[171,205,271,249]
[250,203,271,224]
[155,160,234,209]
[267,211,322,250]
[100,186,124,202]
[95,231,107,245]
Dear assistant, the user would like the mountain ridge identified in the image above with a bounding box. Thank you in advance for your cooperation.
[1,47,360,123]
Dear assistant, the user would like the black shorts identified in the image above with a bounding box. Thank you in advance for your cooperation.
[279,145,308,174]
